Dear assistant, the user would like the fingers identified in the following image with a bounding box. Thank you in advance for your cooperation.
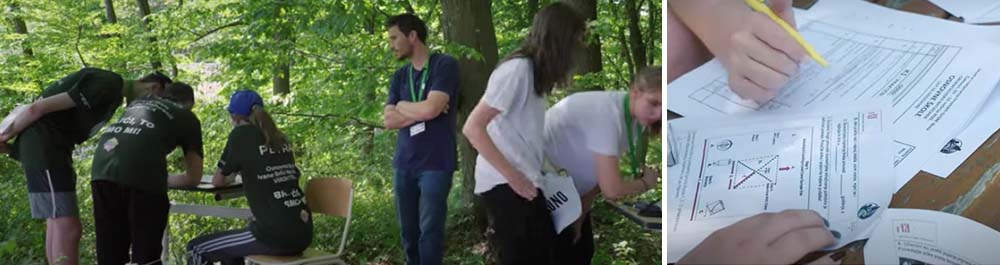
[750,12,807,64]
[515,184,537,200]
[728,30,795,104]
[739,52,790,91]
[744,33,800,77]
[768,0,797,28]
[755,209,829,243]
[766,227,837,263]
[729,74,777,104]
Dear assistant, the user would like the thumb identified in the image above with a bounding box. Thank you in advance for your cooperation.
[768,0,797,28]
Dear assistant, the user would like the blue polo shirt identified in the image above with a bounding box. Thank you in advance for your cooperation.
[386,53,459,172]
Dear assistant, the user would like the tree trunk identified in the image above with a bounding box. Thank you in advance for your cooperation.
[104,0,118,23]
[618,27,635,80]
[272,3,292,95]
[441,0,499,235]
[645,0,659,66]
[404,0,416,14]
[361,3,379,156]
[6,4,33,57]
[135,0,163,70]
[625,0,647,72]
[562,0,603,89]
[525,0,539,29]
[272,63,290,94]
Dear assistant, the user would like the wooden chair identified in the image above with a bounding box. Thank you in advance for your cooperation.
[246,177,354,265]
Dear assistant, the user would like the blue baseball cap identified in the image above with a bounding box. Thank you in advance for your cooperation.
[227,90,264,116]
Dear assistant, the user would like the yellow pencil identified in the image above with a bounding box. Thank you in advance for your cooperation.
[744,0,829,67]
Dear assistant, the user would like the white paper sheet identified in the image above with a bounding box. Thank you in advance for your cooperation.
[666,108,893,262]
[0,105,27,136]
[930,0,1000,24]
[922,82,1000,177]
[865,208,1000,264]
[667,0,1000,191]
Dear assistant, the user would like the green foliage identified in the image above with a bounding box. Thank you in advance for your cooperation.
[0,0,661,264]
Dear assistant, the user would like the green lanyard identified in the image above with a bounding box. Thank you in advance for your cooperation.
[624,94,643,175]
[408,59,431,102]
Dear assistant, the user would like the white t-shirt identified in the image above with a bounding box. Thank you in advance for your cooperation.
[544,91,630,194]
[474,58,548,194]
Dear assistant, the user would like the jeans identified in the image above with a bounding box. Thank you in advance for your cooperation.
[393,169,453,265]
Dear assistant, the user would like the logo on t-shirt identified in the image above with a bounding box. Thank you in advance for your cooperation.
[103,137,118,152]
[300,209,310,223]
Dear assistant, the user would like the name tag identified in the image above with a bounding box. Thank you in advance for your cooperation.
[410,122,426,136]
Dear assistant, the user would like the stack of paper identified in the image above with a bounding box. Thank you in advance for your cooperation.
[865,208,1000,264]
[666,108,893,262]
[667,0,1000,191]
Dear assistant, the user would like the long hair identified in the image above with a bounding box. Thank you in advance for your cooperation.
[248,105,289,149]
[504,2,586,96]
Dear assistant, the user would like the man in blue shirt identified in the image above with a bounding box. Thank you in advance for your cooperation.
[382,13,459,265]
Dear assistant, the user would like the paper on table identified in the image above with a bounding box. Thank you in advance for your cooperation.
[197,174,242,189]
[667,0,1000,191]
[865,208,1000,264]
[665,108,893,263]
[929,0,1000,24]
[922,82,1000,178]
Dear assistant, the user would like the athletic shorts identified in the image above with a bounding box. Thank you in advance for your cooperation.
[10,125,79,219]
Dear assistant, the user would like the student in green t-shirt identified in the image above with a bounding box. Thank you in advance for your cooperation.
[186,90,312,264]
[89,82,203,265]
[0,68,171,265]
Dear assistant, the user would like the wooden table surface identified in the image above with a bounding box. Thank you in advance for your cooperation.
[825,1,1000,263]
[670,1,1000,263]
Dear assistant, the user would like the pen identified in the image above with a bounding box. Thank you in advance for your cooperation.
[744,0,829,67]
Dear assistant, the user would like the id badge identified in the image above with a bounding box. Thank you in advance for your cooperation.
[410,122,426,136]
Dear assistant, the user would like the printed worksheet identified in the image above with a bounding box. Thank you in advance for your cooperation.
[667,0,1000,191]
[666,108,893,262]
[923,83,1000,178]
[865,208,1000,265]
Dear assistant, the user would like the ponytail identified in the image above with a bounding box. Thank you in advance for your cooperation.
[249,105,289,149]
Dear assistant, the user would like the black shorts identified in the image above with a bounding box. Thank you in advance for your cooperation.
[11,125,78,219]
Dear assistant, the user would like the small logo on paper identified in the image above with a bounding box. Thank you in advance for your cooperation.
[940,138,962,154]
[716,139,733,151]
[103,138,118,152]
[858,202,880,219]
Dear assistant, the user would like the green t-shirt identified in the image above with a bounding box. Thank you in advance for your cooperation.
[34,67,124,146]
[90,96,203,194]
[218,125,312,250]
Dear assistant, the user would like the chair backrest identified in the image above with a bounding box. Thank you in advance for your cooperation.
[305,177,353,217]
[304,177,354,258]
